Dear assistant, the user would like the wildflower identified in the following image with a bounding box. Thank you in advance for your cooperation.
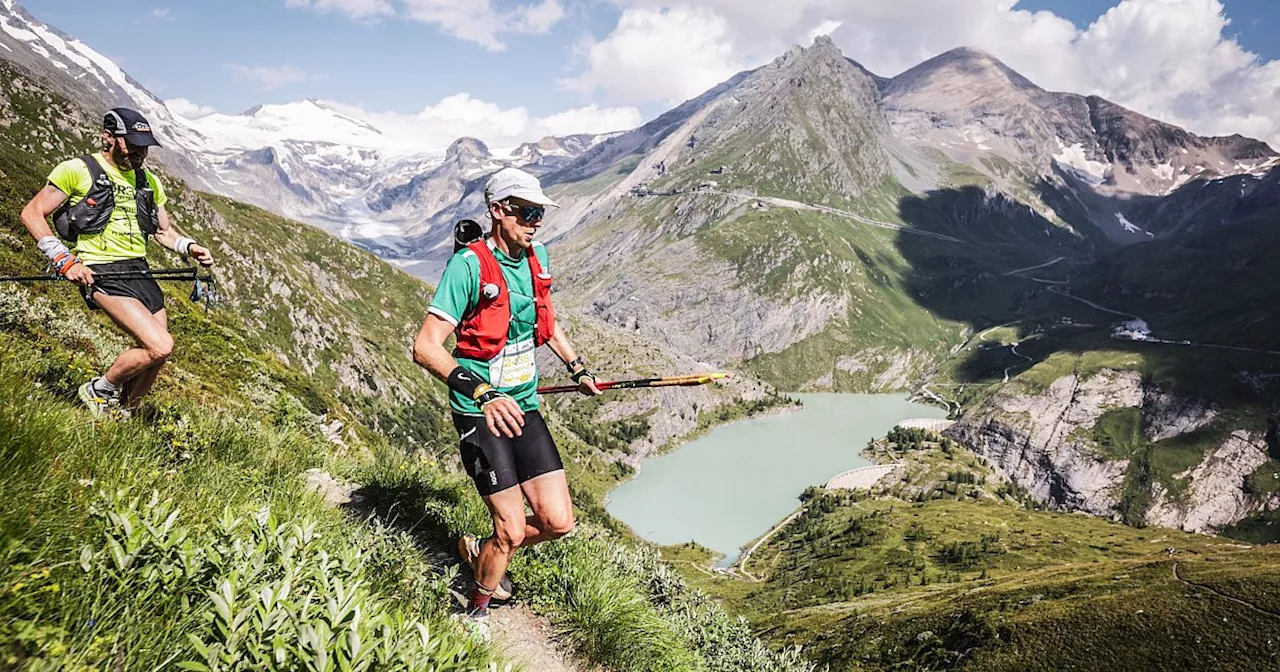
[78,478,95,488]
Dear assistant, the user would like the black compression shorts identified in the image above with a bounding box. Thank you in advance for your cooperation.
[81,258,165,314]
[453,410,563,496]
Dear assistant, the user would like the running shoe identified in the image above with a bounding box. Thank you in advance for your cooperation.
[457,535,513,600]
[454,608,491,644]
[77,381,112,418]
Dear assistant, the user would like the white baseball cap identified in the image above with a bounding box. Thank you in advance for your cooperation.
[484,167,559,208]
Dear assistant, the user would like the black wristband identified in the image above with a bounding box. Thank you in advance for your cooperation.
[565,356,586,373]
[476,388,510,408]
[447,367,484,399]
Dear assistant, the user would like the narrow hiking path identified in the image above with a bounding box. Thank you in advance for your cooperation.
[302,471,590,672]
[490,607,595,672]
[737,507,807,581]
[1172,561,1280,621]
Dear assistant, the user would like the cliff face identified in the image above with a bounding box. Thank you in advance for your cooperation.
[950,369,1279,533]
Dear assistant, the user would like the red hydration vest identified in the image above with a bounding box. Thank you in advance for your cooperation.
[454,240,557,361]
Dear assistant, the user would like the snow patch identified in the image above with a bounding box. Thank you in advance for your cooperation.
[1116,212,1154,238]
[0,12,37,42]
[1152,162,1175,181]
[1053,141,1110,185]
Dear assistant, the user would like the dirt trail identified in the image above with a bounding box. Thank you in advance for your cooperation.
[489,606,595,672]
[303,470,594,672]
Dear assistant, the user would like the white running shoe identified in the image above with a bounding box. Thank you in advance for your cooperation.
[77,381,112,418]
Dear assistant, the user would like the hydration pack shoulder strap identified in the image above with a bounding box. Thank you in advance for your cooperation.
[51,155,115,241]
[133,165,159,236]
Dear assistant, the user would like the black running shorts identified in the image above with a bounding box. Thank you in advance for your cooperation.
[453,410,564,496]
[81,258,165,314]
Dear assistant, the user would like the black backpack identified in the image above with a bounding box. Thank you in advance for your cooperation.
[453,218,484,253]
[52,155,159,241]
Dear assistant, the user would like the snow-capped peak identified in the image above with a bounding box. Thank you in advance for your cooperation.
[172,99,391,153]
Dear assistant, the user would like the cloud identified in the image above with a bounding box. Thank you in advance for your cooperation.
[225,64,314,90]
[807,19,842,43]
[563,6,744,105]
[150,8,173,21]
[399,0,566,51]
[539,104,643,136]
[317,94,642,154]
[285,0,567,49]
[284,0,393,20]
[166,98,217,119]
[582,0,1280,148]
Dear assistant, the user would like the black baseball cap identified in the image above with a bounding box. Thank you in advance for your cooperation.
[104,107,161,147]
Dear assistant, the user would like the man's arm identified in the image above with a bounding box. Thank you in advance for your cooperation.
[413,312,526,437]
[152,206,214,266]
[20,185,93,285]
[20,185,65,240]
[546,320,602,396]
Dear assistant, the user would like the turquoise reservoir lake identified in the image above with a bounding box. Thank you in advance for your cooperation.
[606,394,947,565]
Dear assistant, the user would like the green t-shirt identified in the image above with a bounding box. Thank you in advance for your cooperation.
[47,153,168,264]
[429,240,551,416]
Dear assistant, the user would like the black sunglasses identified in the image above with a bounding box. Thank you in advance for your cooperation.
[499,202,545,223]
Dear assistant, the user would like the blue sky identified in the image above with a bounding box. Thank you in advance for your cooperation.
[16,1,1280,147]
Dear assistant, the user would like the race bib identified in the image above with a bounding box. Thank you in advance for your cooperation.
[489,339,536,388]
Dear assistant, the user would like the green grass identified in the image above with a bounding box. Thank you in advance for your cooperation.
[1091,407,1145,460]
[0,341,491,669]
[731,489,1280,671]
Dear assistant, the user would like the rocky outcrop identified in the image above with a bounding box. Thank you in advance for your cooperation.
[950,369,1141,516]
[1144,386,1217,442]
[1147,431,1277,532]
[951,369,1280,533]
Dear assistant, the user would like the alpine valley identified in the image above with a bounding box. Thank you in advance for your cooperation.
[3,0,1280,669]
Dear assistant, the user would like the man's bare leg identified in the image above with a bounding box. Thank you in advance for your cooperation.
[471,471,574,601]
[475,485,530,596]
[519,470,575,548]
[118,309,168,409]
[93,292,173,390]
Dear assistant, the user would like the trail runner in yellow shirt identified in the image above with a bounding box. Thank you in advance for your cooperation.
[19,108,214,417]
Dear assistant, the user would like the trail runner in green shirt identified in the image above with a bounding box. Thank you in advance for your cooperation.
[19,108,215,417]
[413,167,601,637]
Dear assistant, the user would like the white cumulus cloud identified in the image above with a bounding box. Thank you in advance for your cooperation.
[538,104,643,136]
[320,94,641,155]
[807,19,843,43]
[166,98,217,119]
[564,6,744,106]
[585,0,1280,148]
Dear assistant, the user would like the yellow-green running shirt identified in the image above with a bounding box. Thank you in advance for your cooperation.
[46,153,168,264]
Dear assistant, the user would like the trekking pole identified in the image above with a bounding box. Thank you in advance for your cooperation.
[537,372,732,395]
[0,267,220,311]
[0,267,209,282]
